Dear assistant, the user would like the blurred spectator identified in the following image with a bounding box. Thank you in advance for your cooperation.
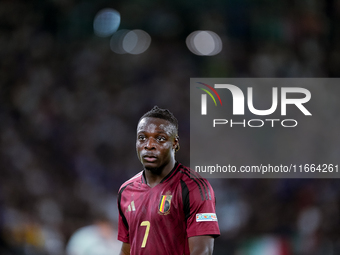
[66,216,120,255]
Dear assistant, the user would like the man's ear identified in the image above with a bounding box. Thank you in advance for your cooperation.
[174,135,180,152]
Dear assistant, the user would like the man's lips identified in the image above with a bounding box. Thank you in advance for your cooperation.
[142,155,157,162]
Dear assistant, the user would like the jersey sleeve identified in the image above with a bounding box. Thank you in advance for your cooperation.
[117,185,130,243]
[183,178,220,238]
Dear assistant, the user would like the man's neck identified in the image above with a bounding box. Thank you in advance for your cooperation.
[144,160,176,188]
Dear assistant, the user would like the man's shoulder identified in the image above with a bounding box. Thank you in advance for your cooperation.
[118,171,143,192]
[177,163,213,191]
[177,163,209,182]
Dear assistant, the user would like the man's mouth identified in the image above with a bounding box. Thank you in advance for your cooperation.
[143,155,157,162]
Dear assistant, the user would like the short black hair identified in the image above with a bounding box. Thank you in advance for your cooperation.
[139,106,178,134]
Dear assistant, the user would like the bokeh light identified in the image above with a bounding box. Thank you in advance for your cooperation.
[110,29,130,54]
[122,31,139,53]
[93,8,121,37]
[110,29,151,54]
[186,30,222,56]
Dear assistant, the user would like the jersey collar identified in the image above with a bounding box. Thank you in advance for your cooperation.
[141,161,180,185]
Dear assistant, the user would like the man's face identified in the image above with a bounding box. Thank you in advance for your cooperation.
[136,117,178,171]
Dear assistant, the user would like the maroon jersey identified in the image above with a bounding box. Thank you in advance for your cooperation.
[117,162,220,255]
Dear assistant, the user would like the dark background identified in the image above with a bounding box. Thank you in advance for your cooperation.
[1,0,340,254]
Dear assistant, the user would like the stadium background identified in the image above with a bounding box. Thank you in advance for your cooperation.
[1,0,340,254]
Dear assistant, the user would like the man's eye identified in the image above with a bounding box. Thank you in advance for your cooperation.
[157,136,166,141]
[138,136,146,140]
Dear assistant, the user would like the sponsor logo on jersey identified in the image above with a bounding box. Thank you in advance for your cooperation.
[158,195,172,215]
[126,201,136,212]
[196,213,218,222]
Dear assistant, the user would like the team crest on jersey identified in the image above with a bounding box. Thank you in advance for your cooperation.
[158,195,172,215]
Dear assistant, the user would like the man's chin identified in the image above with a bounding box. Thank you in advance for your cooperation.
[144,165,159,172]
[144,163,161,173]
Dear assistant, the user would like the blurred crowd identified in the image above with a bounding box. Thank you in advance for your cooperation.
[0,0,340,254]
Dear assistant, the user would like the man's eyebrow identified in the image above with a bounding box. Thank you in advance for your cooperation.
[137,129,172,136]
[138,130,169,134]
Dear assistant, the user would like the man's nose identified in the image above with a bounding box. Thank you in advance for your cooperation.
[145,138,156,149]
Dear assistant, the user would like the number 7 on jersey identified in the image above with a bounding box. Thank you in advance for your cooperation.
[140,221,150,248]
